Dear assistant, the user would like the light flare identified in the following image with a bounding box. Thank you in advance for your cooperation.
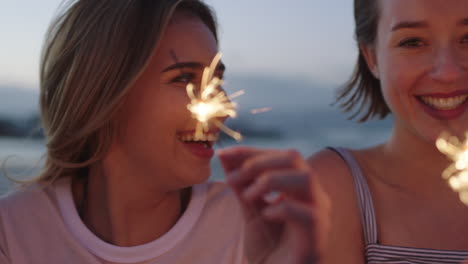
[436,131,468,205]
[186,53,243,141]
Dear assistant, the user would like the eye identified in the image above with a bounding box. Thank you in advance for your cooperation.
[214,71,225,80]
[170,73,195,84]
[398,37,425,48]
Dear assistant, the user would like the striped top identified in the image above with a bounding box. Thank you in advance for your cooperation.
[331,147,468,264]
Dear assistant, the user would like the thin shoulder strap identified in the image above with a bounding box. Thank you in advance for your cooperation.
[327,147,378,245]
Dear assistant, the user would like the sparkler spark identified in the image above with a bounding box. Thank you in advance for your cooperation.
[250,107,273,115]
[436,132,468,205]
[186,53,243,141]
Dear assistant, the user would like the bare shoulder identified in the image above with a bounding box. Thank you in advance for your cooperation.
[307,148,351,181]
[307,148,357,202]
[307,148,366,264]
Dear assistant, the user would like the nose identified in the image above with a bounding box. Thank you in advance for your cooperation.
[430,46,465,83]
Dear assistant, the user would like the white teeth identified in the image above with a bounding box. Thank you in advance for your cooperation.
[178,133,219,142]
[420,95,468,110]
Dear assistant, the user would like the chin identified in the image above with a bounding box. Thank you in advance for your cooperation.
[414,127,444,145]
[181,166,211,187]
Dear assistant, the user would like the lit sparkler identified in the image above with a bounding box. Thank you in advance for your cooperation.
[436,132,468,205]
[186,53,243,141]
[184,54,276,261]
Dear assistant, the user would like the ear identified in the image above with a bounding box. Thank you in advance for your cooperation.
[360,44,380,79]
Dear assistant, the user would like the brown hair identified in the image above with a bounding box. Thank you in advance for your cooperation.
[336,0,390,122]
[33,0,218,185]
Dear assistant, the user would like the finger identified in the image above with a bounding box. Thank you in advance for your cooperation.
[224,150,288,187]
[262,200,330,263]
[226,170,270,220]
[233,150,306,187]
[262,202,316,263]
[262,199,314,228]
[225,169,269,221]
[225,169,244,193]
[262,198,331,244]
[242,170,312,203]
[261,196,331,237]
[243,149,306,173]
[217,146,267,173]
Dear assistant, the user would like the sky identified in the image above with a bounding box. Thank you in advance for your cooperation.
[0,0,357,89]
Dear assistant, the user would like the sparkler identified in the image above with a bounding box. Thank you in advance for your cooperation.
[186,53,243,141]
[183,53,276,262]
[436,132,468,205]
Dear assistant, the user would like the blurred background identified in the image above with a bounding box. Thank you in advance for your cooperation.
[0,0,392,194]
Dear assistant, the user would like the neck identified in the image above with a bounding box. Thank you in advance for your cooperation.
[378,120,453,196]
[73,158,188,247]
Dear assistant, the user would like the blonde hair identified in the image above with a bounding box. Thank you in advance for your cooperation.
[34,0,218,185]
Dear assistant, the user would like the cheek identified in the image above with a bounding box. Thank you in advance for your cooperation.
[119,88,191,145]
[379,54,425,111]
[140,91,191,134]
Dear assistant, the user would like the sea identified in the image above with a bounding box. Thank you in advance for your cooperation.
[0,109,393,195]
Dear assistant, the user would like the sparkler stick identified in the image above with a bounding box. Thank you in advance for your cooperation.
[436,132,468,205]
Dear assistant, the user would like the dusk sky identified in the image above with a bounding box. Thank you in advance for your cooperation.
[0,0,357,89]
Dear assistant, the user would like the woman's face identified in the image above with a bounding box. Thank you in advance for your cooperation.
[363,0,468,143]
[113,13,225,189]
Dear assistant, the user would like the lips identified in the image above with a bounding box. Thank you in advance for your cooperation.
[416,91,468,120]
[177,130,219,159]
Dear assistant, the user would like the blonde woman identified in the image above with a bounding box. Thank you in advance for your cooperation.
[0,0,329,263]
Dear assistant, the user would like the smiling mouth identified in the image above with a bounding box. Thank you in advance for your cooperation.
[177,133,219,148]
[418,94,468,110]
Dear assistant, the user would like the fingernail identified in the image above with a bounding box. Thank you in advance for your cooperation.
[264,192,281,203]
[216,149,227,157]
[217,148,235,159]
[217,148,227,155]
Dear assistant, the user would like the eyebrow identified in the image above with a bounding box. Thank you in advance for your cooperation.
[391,18,468,32]
[391,21,429,32]
[161,61,226,73]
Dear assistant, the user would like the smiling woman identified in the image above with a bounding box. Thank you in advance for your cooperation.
[0,1,248,263]
[308,0,468,263]
[0,0,243,263]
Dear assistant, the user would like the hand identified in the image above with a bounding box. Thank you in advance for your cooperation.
[218,146,331,264]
